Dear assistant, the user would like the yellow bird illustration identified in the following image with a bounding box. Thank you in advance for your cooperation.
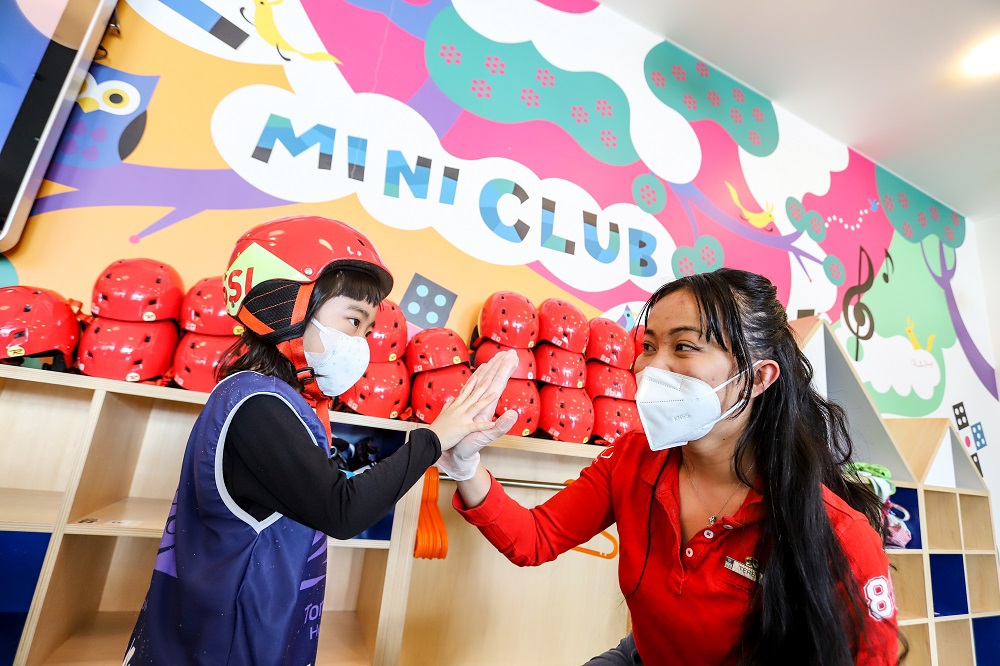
[241,0,341,64]
[725,181,774,230]
[905,316,935,352]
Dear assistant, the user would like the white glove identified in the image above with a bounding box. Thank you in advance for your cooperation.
[436,409,518,481]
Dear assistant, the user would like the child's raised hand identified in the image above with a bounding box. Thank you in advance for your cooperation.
[427,351,519,453]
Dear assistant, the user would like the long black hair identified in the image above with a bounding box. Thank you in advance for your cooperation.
[217,267,384,391]
[639,268,899,665]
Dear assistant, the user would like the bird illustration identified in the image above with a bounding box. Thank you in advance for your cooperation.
[725,181,774,230]
[868,197,880,212]
[616,305,636,331]
[53,63,158,169]
[905,316,935,353]
[241,0,341,63]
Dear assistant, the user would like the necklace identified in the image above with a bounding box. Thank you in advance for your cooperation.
[683,461,745,526]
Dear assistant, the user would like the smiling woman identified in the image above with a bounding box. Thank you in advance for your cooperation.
[451,267,903,666]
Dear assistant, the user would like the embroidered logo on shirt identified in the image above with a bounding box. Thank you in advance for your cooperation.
[725,556,758,582]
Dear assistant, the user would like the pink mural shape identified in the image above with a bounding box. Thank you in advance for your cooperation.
[535,0,600,12]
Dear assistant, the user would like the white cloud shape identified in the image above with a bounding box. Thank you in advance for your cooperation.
[834,326,941,399]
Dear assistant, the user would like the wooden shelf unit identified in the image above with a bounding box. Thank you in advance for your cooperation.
[791,318,1000,664]
[1,364,622,665]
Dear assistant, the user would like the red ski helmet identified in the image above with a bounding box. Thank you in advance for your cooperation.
[591,397,642,445]
[473,339,535,380]
[173,333,240,392]
[410,364,472,424]
[585,360,637,401]
[181,277,242,337]
[91,258,184,322]
[478,291,538,348]
[533,343,586,389]
[341,359,410,419]
[585,318,634,370]
[496,378,540,437]
[537,298,589,354]
[538,385,594,444]
[223,215,392,395]
[368,300,408,363]
[77,318,179,382]
[0,286,81,366]
[405,327,469,375]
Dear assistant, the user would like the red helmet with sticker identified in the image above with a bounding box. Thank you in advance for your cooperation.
[368,300,408,363]
[591,397,641,445]
[410,364,472,424]
[496,378,540,437]
[473,339,535,380]
[91,258,184,322]
[585,361,637,401]
[181,277,243,337]
[533,343,586,389]
[341,359,410,419]
[585,318,634,370]
[537,298,589,354]
[538,385,594,444]
[0,286,81,367]
[478,291,538,348]
[224,215,392,340]
[173,333,240,392]
[77,318,179,382]
[405,327,469,375]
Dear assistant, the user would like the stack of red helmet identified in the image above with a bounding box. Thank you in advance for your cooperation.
[77,259,182,384]
[172,277,243,392]
[472,291,541,438]
[406,327,472,424]
[533,298,594,444]
[0,286,82,371]
[341,300,410,420]
[585,317,641,445]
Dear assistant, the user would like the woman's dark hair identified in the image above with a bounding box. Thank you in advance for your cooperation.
[638,268,900,666]
[216,267,384,391]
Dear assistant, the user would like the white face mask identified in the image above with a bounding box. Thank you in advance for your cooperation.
[303,320,371,397]
[635,362,761,451]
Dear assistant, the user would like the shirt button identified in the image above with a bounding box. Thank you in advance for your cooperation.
[685,547,694,558]
[703,529,714,539]
[723,524,734,530]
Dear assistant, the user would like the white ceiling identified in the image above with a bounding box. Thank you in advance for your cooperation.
[602,0,1000,223]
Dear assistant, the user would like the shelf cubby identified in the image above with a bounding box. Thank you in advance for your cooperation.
[960,493,995,551]
[887,485,922,550]
[972,614,1000,666]
[888,551,928,621]
[966,554,1000,614]
[934,617,974,666]
[924,490,963,551]
[900,622,931,666]
[930,554,969,617]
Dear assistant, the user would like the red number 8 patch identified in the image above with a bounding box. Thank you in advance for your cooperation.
[864,575,895,621]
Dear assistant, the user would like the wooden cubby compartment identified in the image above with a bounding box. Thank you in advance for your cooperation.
[888,552,928,621]
[960,493,996,551]
[900,622,931,666]
[935,618,974,666]
[966,554,1000,614]
[924,490,962,551]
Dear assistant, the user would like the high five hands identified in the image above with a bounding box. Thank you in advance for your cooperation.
[432,350,519,481]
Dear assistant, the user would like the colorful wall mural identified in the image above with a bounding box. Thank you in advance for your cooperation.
[4,0,998,523]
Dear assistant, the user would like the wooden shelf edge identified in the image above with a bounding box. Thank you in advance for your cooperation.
[0,363,210,405]
[897,617,929,626]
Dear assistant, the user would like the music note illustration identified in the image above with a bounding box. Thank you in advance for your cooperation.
[842,246,876,361]
[882,249,894,283]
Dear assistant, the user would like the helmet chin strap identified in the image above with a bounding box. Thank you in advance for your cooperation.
[275,283,336,448]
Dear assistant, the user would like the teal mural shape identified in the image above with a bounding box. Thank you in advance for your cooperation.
[786,196,827,243]
[0,254,17,287]
[631,174,667,213]
[644,42,778,157]
[876,166,965,248]
[823,255,846,286]
[426,8,638,165]
[850,233,956,416]
[671,235,724,277]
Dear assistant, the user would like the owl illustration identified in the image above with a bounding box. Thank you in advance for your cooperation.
[53,63,158,168]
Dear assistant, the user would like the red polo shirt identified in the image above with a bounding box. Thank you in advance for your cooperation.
[454,432,897,665]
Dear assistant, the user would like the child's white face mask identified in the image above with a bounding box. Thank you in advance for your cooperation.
[635,362,760,451]
[304,320,370,397]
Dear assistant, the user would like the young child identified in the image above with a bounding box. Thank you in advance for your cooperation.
[124,215,517,665]
[452,268,900,665]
